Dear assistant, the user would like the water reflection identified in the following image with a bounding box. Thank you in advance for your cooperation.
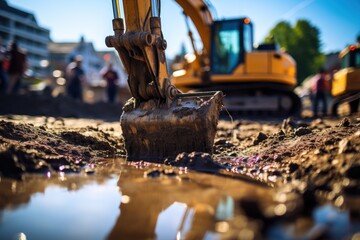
[106,163,275,240]
[4,158,356,239]
[0,177,121,240]
[267,204,360,240]
[215,195,234,221]
[0,157,279,240]
[107,170,218,240]
[155,202,194,240]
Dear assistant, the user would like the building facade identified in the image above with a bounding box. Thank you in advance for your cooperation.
[48,36,129,103]
[97,50,128,88]
[0,0,50,77]
[48,36,106,86]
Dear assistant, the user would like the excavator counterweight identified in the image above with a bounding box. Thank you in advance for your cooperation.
[106,0,223,160]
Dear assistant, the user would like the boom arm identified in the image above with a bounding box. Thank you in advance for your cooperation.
[175,0,213,53]
[105,0,214,104]
[106,0,177,105]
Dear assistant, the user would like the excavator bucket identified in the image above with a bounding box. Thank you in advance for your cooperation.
[121,91,223,161]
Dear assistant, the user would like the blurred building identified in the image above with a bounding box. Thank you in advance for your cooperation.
[0,0,50,77]
[97,50,128,88]
[97,50,130,104]
[48,36,104,86]
[48,37,130,103]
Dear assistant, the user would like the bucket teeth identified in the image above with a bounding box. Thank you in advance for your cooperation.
[120,91,223,161]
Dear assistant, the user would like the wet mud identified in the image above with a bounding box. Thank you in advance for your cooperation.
[120,91,223,160]
[0,114,359,239]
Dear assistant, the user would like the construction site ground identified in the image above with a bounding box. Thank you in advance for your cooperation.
[0,94,359,239]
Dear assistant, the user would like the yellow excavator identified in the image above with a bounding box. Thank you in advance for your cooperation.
[106,0,223,160]
[331,42,360,115]
[171,0,302,115]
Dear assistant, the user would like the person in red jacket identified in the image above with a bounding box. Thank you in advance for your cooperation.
[312,68,329,117]
[6,41,27,94]
[100,62,119,103]
[0,37,8,93]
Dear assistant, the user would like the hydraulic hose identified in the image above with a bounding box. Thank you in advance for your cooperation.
[151,0,161,17]
[112,0,121,19]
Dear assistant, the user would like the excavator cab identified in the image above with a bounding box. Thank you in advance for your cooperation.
[339,45,360,70]
[210,18,253,74]
[331,44,360,115]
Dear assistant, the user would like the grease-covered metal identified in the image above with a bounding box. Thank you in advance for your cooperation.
[121,91,223,160]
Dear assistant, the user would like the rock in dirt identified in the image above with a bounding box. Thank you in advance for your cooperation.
[289,162,300,173]
[338,134,360,154]
[281,117,297,134]
[165,152,224,172]
[294,127,312,136]
[338,117,351,127]
[215,139,234,147]
[253,132,268,145]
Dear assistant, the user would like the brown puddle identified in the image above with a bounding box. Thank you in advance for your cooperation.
[0,157,272,240]
[1,158,359,240]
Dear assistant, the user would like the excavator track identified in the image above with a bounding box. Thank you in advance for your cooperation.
[188,82,302,117]
[331,91,360,116]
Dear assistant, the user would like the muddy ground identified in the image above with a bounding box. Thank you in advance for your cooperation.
[0,97,360,238]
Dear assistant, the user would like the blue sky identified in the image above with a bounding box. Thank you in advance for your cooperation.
[7,0,360,57]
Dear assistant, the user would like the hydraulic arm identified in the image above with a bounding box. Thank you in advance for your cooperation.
[105,0,223,160]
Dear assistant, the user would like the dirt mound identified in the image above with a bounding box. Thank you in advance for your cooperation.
[211,116,360,212]
[0,118,124,179]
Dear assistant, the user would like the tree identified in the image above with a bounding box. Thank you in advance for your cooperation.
[265,21,295,53]
[265,19,324,84]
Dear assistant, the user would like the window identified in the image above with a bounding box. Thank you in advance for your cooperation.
[211,21,241,74]
[342,50,360,68]
[341,53,350,68]
[243,23,252,53]
[210,19,253,74]
[355,50,360,68]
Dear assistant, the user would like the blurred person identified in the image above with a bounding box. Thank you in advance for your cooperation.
[0,37,8,93]
[312,68,329,117]
[6,41,27,94]
[100,62,119,103]
[65,55,86,101]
